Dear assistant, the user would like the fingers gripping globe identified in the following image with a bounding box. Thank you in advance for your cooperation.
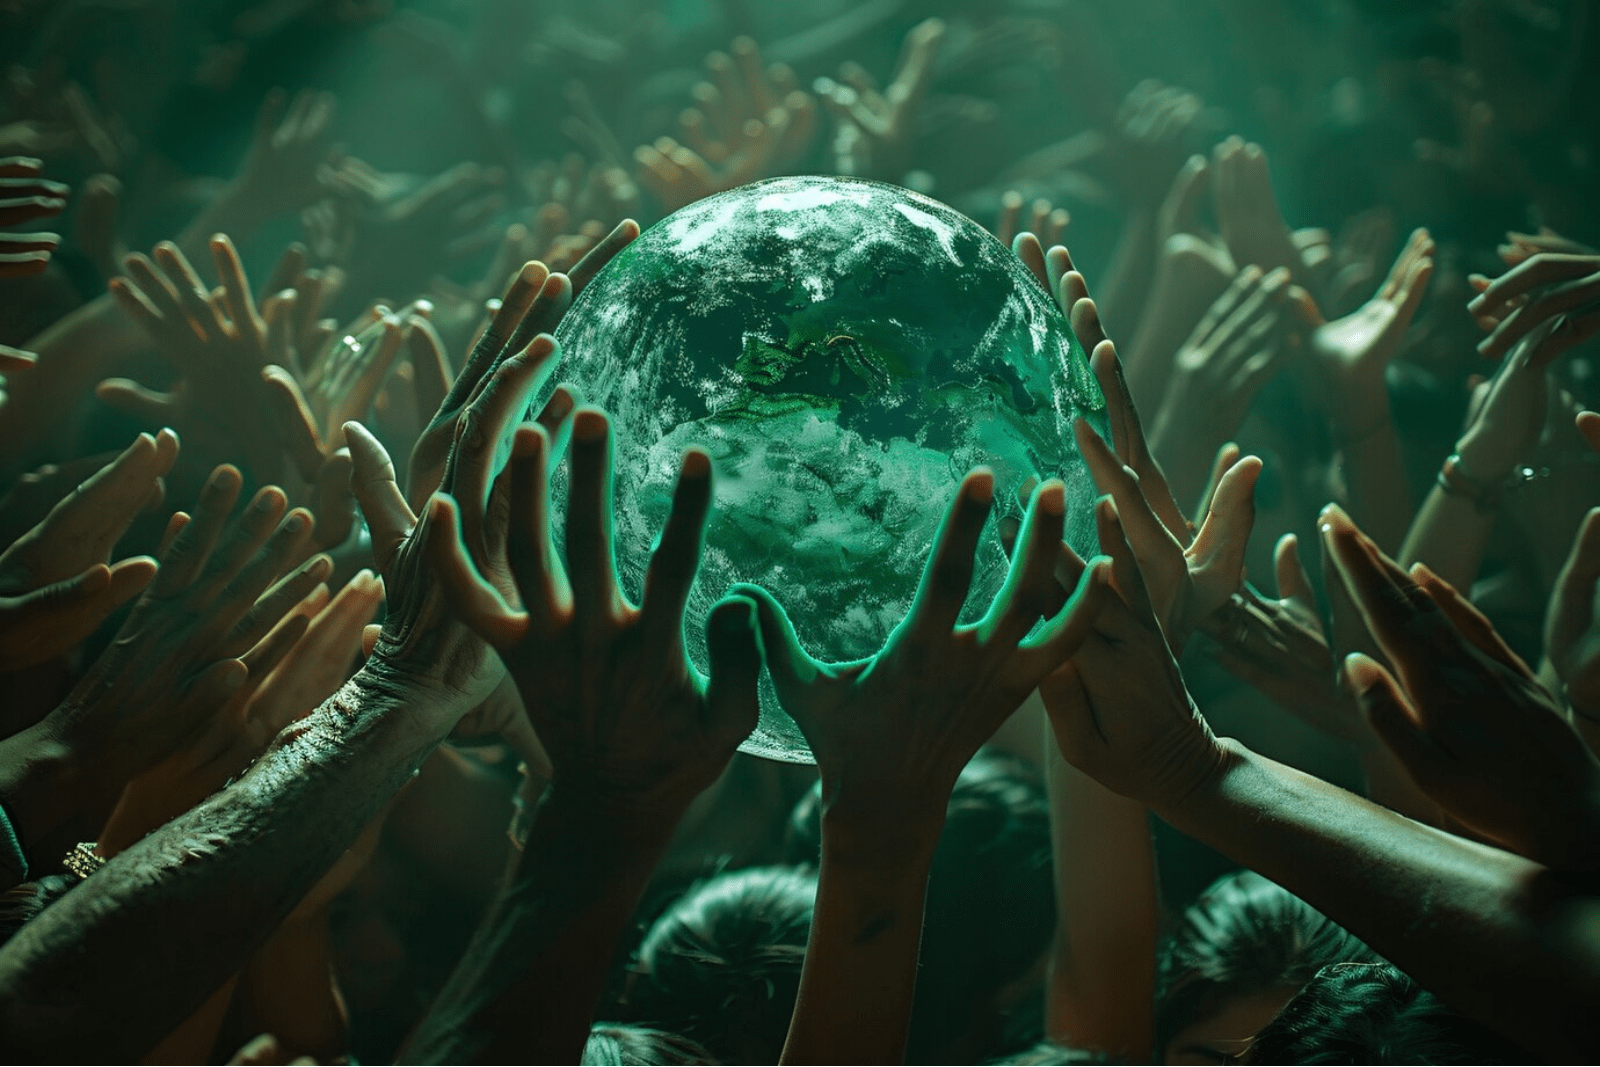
[543,175,1106,762]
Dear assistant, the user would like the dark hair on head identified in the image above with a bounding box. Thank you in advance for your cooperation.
[581,1022,718,1066]
[0,874,81,945]
[1241,962,1528,1064]
[1155,870,1380,1057]
[625,864,814,1064]
[788,748,1056,1061]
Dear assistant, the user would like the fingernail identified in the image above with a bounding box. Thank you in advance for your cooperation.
[285,512,307,532]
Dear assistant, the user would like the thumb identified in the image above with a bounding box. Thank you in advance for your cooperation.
[726,582,817,698]
[703,596,763,744]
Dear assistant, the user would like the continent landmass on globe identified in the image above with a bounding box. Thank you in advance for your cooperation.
[547,175,1106,762]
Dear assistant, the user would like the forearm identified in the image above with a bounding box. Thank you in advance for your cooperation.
[1044,742,1156,1058]
[235,915,348,1063]
[404,786,681,1065]
[1154,740,1598,1060]
[1335,421,1413,553]
[782,808,940,1066]
[0,673,451,1061]
[1398,484,1496,593]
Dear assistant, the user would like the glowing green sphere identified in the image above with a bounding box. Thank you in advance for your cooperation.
[546,176,1105,762]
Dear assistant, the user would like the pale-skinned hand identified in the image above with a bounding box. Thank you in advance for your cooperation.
[1307,228,1434,438]
[1467,252,1600,363]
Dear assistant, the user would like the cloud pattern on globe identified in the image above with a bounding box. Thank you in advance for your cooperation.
[546,175,1106,763]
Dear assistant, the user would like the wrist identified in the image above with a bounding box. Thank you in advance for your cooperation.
[817,783,946,871]
[1145,735,1246,825]
[1453,434,1520,482]
[533,781,687,849]
[0,722,107,849]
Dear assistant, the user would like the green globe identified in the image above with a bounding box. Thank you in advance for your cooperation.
[545,175,1106,762]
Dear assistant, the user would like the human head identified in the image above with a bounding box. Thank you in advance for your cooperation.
[1156,870,1380,1063]
[580,1022,716,1065]
[1240,962,1527,1064]
[625,864,815,1064]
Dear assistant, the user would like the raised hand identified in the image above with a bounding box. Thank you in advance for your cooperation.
[1211,137,1312,290]
[1307,228,1434,440]
[636,37,816,213]
[404,224,635,510]
[1324,504,1600,872]
[431,403,762,812]
[104,237,304,493]
[0,465,328,852]
[1043,497,1227,810]
[739,472,1106,820]
[1074,409,1258,653]
[346,323,592,724]
[815,18,945,181]
[1147,265,1291,507]
[1105,80,1206,208]
[0,429,176,671]
[747,471,1104,1066]
[230,89,338,224]
[1467,251,1600,364]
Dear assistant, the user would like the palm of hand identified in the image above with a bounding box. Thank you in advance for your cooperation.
[1311,297,1397,384]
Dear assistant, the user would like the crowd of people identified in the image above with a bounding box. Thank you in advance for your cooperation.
[3,0,1600,1062]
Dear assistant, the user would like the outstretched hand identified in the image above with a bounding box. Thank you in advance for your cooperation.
[736,471,1107,825]
[0,429,177,671]
[1324,504,1600,872]
[1043,497,1228,811]
[430,404,761,818]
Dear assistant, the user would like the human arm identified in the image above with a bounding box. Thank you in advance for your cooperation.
[739,472,1107,1065]
[1043,729,1156,1059]
[1046,507,1600,1062]
[1305,228,1433,551]
[1398,321,1551,591]
[402,392,761,1063]
[0,279,527,1056]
